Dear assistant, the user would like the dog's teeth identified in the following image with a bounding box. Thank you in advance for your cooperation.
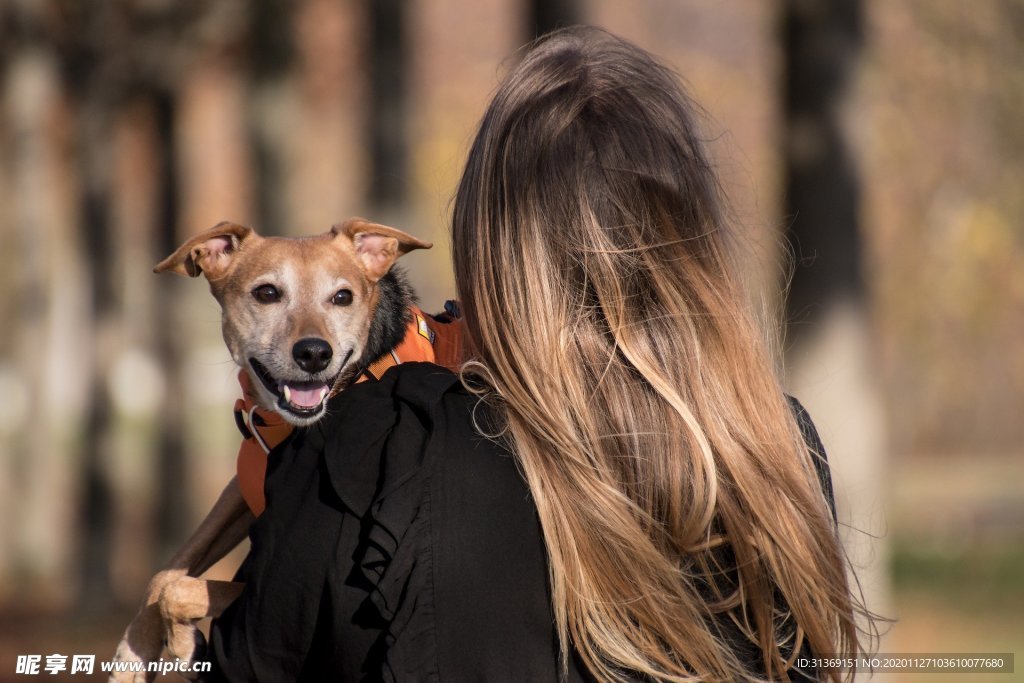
[283,385,292,404]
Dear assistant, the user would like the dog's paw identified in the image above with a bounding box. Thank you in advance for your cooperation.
[163,622,208,680]
[110,604,208,682]
[108,614,161,683]
[109,569,189,683]
[158,576,218,678]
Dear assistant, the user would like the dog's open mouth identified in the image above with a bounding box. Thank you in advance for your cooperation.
[248,352,351,418]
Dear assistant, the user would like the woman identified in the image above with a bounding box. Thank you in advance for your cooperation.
[209,26,866,682]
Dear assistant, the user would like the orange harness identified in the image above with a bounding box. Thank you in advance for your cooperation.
[234,305,465,516]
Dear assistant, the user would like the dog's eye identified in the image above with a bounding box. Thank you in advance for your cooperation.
[332,289,353,306]
[253,284,281,304]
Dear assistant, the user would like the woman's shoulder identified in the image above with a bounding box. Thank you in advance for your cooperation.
[330,363,567,679]
[354,361,507,462]
[314,361,514,513]
[784,394,836,521]
[308,362,462,512]
[340,360,464,411]
[410,377,572,680]
[348,362,537,555]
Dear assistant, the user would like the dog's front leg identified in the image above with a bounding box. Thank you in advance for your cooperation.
[163,476,254,576]
[158,578,245,679]
[110,478,252,682]
[110,567,186,683]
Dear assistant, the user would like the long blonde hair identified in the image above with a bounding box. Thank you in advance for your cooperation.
[452,27,865,682]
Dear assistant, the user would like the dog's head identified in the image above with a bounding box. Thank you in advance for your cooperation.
[155,218,431,426]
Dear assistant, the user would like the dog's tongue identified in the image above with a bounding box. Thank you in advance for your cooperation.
[282,382,329,409]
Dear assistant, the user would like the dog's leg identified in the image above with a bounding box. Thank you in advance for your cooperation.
[110,477,252,683]
[158,578,245,679]
[163,476,254,575]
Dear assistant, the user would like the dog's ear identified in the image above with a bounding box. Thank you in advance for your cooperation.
[154,222,256,279]
[331,218,432,282]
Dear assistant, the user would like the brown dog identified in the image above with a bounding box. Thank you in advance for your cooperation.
[109,218,431,681]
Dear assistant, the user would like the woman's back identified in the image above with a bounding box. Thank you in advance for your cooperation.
[451,26,864,680]
[210,362,833,681]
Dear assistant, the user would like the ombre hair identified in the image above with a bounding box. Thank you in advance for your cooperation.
[452,26,867,682]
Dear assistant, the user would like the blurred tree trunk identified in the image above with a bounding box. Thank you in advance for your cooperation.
[76,90,117,613]
[780,0,889,628]
[368,0,407,215]
[782,0,864,321]
[60,2,204,606]
[3,38,76,604]
[248,0,293,233]
[529,0,581,37]
[151,90,192,563]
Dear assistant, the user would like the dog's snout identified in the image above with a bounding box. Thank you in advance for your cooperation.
[292,337,333,373]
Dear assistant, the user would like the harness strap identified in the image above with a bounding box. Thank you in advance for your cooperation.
[359,349,401,384]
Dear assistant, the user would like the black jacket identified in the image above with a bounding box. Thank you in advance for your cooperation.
[208,362,833,682]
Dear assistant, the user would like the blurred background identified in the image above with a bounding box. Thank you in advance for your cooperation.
[0,0,1021,680]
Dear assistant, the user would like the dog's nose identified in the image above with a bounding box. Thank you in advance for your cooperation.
[292,337,333,373]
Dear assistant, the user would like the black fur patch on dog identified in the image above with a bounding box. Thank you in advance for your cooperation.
[356,267,416,372]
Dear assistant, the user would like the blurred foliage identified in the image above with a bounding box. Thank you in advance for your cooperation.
[862,0,1024,453]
